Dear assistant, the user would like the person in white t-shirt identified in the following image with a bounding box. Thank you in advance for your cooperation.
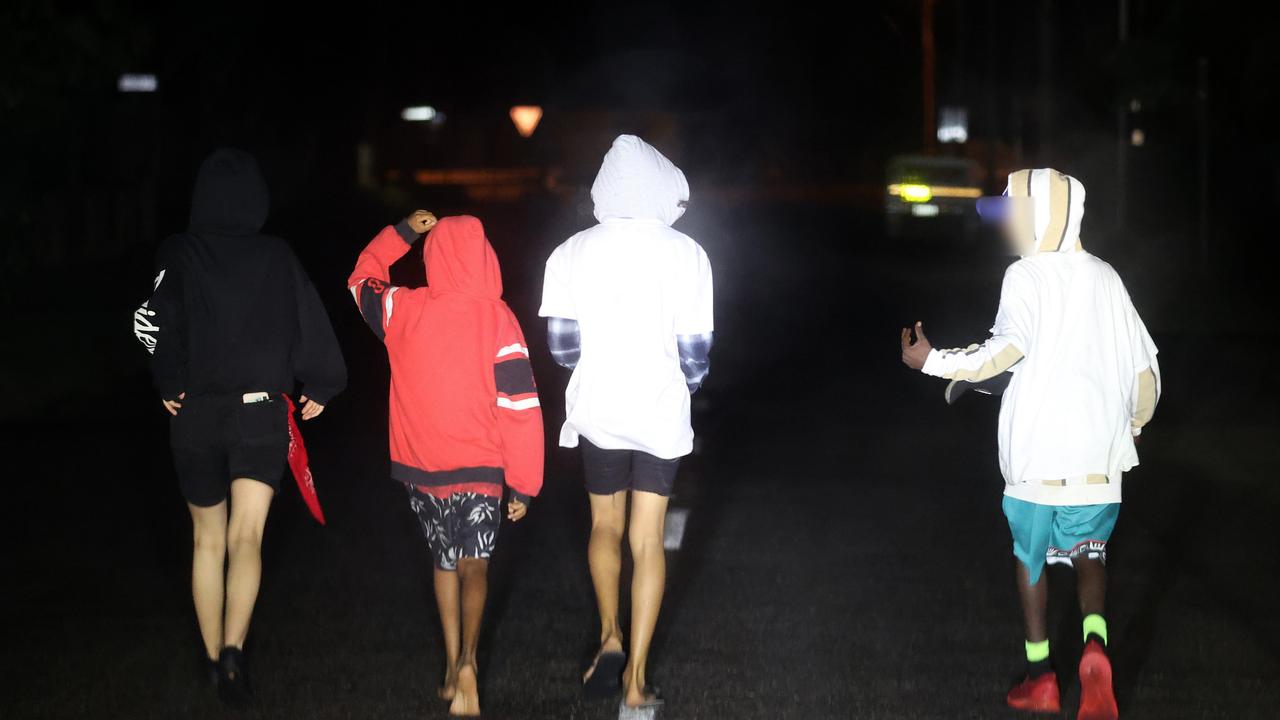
[540,135,713,714]
[901,169,1159,720]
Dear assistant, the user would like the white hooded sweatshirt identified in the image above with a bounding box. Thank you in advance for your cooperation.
[922,169,1161,505]
[539,135,714,459]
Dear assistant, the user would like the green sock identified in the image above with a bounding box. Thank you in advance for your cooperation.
[1083,614,1108,645]
[1025,638,1050,664]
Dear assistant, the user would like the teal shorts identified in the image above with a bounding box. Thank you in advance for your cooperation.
[1002,496,1120,585]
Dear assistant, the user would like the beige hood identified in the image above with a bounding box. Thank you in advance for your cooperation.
[1005,168,1087,256]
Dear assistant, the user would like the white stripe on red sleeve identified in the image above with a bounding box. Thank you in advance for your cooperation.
[496,343,530,359]
[384,287,398,327]
[497,395,540,411]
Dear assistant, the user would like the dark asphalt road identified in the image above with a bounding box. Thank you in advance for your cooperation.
[3,206,1278,719]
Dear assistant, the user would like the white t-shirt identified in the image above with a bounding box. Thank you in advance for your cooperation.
[539,135,714,459]
[540,222,713,458]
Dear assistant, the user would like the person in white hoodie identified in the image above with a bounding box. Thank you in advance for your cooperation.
[540,135,713,714]
[901,169,1159,720]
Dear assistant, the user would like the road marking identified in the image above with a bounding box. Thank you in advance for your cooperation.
[664,508,690,551]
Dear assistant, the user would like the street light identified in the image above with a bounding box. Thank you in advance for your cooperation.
[401,105,438,122]
[509,105,543,138]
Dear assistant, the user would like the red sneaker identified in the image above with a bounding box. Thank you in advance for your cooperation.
[1077,640,1119,720]
[1006,671,1061,713]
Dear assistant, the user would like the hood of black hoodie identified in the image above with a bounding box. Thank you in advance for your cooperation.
[188,148,270,235]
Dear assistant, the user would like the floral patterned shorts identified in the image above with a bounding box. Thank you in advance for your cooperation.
[406,487,500,570]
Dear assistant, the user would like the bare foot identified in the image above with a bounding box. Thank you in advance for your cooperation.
[583,634,625,683]
[622,673,658,708]
[448,662,480,717]
[438,665,458,702]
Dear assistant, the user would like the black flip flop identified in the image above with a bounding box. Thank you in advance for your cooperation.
[583,651,626,699]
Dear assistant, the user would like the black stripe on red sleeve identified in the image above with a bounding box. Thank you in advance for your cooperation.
[495,357,537,396]
[357,279,387,341]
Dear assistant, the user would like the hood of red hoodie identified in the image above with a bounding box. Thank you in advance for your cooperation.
[424,215,503,300]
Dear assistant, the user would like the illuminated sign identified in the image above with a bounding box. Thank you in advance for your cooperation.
[118,74,157,92]
[937,106,968,144]
[509,105,543,138]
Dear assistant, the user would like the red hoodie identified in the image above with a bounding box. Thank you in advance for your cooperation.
[348,216,543,501]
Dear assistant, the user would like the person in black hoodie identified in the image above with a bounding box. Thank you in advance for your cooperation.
[133,148,346,702]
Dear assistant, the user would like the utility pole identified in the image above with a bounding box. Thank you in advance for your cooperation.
[984,0,999,188]
[922,0,937,155]
[1038,0,1053,160]
[1116,0,1129,229]
[1197,57,1210,267]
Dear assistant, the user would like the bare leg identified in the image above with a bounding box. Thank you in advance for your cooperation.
[434,568,461,701]
[585,491,628,681]
[623,490,669,707]
[449,557,488,717]
[188,501,228,660]
[1074,557,1107,619]
[223,479,274,650]
[1016,560,1049,643]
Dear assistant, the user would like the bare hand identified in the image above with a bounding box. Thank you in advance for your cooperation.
[407,210,438,234]
[298,395,326,421]
[507,498,528,522]
[900,321,933,370]
[162,392,185,416]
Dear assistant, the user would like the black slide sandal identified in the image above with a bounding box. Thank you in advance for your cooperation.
[583,651,627,699]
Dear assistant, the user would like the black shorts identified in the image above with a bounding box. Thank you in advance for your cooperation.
[580,438,681,497]
[169,394,289,507]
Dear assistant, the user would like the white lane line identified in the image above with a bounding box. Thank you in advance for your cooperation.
[664,508,690,551]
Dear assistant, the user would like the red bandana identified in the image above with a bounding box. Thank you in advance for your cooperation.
[284,395,325,524]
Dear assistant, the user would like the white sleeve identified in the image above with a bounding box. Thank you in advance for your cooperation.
[674,245,714,335]
[132,268,167,355]
[1120,282,1161,428]
[1124,290,1161,399]
[988,264,1034,353]
[538,245,577,320]
[921,265,1031,380]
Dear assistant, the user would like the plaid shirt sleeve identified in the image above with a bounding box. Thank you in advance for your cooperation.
[547,317,581,369]
[677,331,713,393]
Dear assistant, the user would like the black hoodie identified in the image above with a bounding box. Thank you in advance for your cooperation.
[136,149,346,404]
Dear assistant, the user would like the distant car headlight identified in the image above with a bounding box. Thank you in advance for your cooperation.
[889,183,982,203]
[896,183,933,203]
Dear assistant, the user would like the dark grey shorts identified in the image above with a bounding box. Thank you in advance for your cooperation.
[580,438,681,497]
[406,487,500,571]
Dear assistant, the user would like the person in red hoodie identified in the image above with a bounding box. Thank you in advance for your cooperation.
[348,211,544,717]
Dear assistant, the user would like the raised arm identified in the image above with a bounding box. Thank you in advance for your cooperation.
[347,211,435,341]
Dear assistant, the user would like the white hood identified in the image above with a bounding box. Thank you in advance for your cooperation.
[1006,168,1087,256]
[590,135,690,226]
